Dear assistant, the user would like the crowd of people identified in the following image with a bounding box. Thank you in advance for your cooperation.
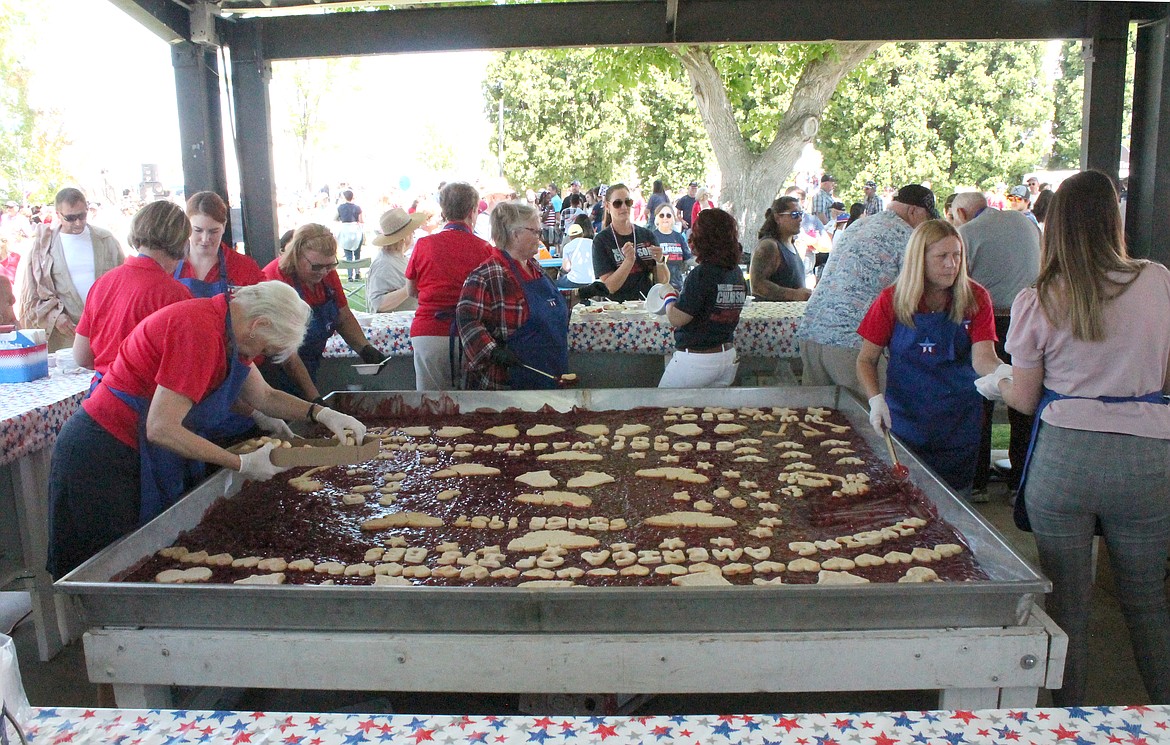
[2,164,1164,707]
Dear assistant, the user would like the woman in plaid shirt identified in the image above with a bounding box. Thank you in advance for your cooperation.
[456,202,569,390]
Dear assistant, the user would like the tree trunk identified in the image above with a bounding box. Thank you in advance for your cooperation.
[674,42,883,248]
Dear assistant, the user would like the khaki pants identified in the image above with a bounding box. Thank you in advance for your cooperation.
[798,339,885,399]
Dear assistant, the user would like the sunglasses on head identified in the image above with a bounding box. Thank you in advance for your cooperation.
[60,212,87,223]
[610,199,634,208]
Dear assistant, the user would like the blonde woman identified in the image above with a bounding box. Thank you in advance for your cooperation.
[856,219,1001,493]
[261,223,385,399]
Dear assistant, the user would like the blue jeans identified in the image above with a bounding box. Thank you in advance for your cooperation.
[1026,423,1170,705]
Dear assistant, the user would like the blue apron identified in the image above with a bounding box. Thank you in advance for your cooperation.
[1013,388,1167,531]
[174,247,255,437]
[173,245,231,299]
[500,252,569,389]
[103,305,252,524]
[269,278,341,395]
[885,310,982,490]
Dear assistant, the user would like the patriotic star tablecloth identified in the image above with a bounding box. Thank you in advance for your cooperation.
[0,369,91,466]
[17,706,1170,745]
[325,303,806,359]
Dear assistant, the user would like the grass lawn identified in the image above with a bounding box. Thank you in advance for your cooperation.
[341,278,368,313]
[990,423,1010,450]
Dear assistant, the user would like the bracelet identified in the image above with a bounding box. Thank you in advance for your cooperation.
[307,403,319,422]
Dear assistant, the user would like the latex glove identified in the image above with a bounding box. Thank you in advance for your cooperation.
[358,344,386,365]
[868,393,892,436]
[237,443,289,482]
[489,344,522,368]
[576,281,610,302]
[975,363,1013,401]
[316,407,367,445]
[251,410,295,440]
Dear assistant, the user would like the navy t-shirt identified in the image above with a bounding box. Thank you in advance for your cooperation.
[592,225,660,302]
[674,263,746,350]
[653,229,691,289]
[336,202,362,223]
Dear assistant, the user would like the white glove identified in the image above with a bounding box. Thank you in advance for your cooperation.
[237,443,289,482]
[974,363,1013,401]
[868,393,891,436]
[251,410,295,440]
[316,407,367,445]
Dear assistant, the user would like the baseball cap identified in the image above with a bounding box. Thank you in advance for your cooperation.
[820,174,837,183]
[1008,185,1030,200]
[4,201,16,208]
[830,201,846,211]
[864,180,877,189]
[688,181,699,187]
[894,184,940,219]
[570,180,581,187]
[567,223,584,238]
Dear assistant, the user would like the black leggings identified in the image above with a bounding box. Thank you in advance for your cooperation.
[47,409,141,579]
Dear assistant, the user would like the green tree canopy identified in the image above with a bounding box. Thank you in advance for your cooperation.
[0,1,68,204]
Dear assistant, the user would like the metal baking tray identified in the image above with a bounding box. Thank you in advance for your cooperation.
[58,387,1049,633]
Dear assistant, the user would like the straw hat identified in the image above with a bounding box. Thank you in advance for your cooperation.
[371,207,429,246]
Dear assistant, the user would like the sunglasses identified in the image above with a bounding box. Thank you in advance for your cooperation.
[655,212,674,219]
[60,212,87,223]
[308,260,339,272]
[782,211,804,219]
[609,199,634,208]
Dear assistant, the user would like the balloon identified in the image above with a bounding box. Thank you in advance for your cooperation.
[398,175,412,191]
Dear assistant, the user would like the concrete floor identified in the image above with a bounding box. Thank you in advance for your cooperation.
[8,476,1164,715]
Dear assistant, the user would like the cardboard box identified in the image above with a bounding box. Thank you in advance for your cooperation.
[0,328,49,383]
[269,435,381,468]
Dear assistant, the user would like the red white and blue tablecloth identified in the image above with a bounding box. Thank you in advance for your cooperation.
[17,705,1170,745]
[326,303,806,360]
[0,370,90,466]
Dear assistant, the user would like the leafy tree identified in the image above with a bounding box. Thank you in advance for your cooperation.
[1049,40,1084,169]
[818,41,1054,201]
[0,1,68,204]
[485,49,643,192]
[486,43,880,236]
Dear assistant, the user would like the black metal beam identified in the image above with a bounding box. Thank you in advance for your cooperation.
[226,23,281,269]
[105,0,189,44]
[256,0,1105,60]
[1081,4,1130,182]
[1127,17,1170,264]
[172,43,232,241]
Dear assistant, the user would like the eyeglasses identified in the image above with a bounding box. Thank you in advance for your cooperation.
[308,260,339,272]
[519,227,542,236]
[609,199,634,208]
[60,212,87,223]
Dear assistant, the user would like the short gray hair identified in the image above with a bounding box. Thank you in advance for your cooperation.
[439,182,480,223]
[490,201,539,249]
[951,191,988,223]
[231,281,310,363]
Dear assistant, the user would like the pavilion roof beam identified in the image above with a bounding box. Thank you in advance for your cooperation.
[105,0,191,44]
[254,0,1102,60]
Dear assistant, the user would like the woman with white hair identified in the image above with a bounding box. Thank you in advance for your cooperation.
[456,201,569,389]
[46,281,366,578]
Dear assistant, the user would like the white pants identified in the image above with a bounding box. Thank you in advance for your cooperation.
[658,348,738,388]
[412,335,456,391]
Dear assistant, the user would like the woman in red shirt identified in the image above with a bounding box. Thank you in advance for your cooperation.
[175,191,263,297]
[73,201,192,379]
[261,223,384,400]
[856,220,1002,494]
[47,281,366,578]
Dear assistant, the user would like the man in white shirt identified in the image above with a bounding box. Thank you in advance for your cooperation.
[18,188,123,351]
